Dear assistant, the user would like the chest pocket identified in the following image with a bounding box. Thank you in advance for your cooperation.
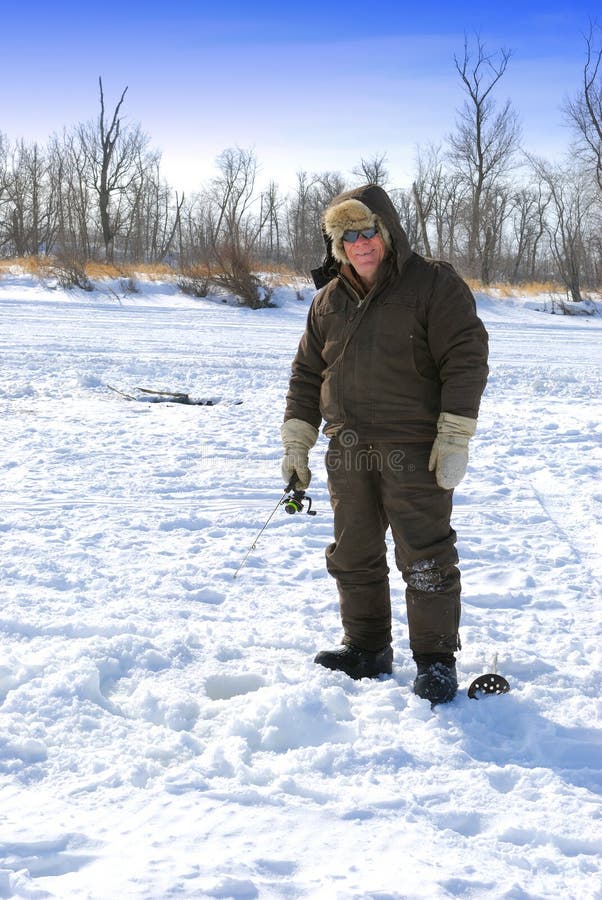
[315,291,349,317]
[372,291,417,359]
[315,288,358,368]
[380,289,417,310]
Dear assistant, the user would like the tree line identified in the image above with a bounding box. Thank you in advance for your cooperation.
[1,30,601,306]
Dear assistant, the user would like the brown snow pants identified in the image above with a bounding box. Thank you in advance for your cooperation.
[325,437,461,655]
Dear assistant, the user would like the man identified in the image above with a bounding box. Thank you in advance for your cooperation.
[281,184,488,704]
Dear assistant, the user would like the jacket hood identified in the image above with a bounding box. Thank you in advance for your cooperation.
[312,184,412,289]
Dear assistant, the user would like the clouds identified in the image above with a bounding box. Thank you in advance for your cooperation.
[1,1,596,193]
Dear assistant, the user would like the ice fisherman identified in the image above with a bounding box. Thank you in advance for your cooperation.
[280,183,489,704]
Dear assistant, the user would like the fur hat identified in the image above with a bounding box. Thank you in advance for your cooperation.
[323,197,392,265]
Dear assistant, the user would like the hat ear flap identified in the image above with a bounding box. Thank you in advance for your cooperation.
[312,230,340,287]
[375,215,392,253]
[332,237,350,265]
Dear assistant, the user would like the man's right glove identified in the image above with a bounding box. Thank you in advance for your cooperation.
[428,412,477,489]
[280,418,319,490]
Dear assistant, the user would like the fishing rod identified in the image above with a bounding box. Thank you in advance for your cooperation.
[233,475,317,578]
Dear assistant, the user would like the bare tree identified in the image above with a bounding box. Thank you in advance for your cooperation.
[565,23,602,193]
[352,153,390,187]
[48,131,94,260]
[429,176,464,264]
[204,147,273,307]
[177,192,212,271]
[411,144,468,263]
[391,188,420,250]
[508,184,551,283]
[530,156,597,301]
[258,180,284,265]
[119,151,180,263]
[285,171,319,274]
[284,170,350,276]
[412,146,442,257]
[0,136,8,246]
[447,35,521,281]
[4,140,52,256]
[76,78,151,262]
[313,171,347,208]
[481,184,515,283]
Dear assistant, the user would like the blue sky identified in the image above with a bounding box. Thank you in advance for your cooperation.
[1,1,599,193]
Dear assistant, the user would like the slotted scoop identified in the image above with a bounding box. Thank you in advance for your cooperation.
[468,654,510,699]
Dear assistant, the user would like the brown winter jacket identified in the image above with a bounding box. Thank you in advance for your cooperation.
[284,184,489,442]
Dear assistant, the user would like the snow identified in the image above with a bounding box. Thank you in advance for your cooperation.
[1,272,601,899]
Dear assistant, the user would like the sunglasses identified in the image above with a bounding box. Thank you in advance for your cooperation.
[342,226,378,243]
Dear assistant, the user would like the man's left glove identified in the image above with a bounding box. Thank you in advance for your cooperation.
[428,412,477,489]
[280,418,319,490]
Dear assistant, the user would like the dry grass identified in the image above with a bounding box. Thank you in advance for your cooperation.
[0,259,581,298]
[466,279,565,297]
[84,261,129,279]
[81,261,176,280]
[259,262,299,277]
[179,263,212,278]
[126,262,175,280]
[0,256,176,281]
[0,256,299,281]
[0,256,54,277]
[260,264,305,287]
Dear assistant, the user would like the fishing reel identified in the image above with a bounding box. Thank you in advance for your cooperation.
[233,475,317,577]
[282,487,316,516]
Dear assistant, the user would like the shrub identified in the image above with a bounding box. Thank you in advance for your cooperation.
[209,245,275,308]
[178,275,212,298]
[120,277,139,294]
[48,254,94,291]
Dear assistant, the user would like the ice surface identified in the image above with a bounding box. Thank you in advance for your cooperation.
[0,275,601,898]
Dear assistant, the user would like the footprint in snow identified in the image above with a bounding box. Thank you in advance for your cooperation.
[204,673,266,701]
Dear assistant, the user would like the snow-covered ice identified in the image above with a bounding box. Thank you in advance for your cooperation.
[1,273,601,899]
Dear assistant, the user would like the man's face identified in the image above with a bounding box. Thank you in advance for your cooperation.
[343,229,387,288]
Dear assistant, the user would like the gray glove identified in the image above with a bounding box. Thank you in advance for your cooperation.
[428,412,477,489]
[280,418,319,490]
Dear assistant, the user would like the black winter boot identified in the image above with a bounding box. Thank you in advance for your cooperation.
[314,644,393,679]
[413,654,458,705]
